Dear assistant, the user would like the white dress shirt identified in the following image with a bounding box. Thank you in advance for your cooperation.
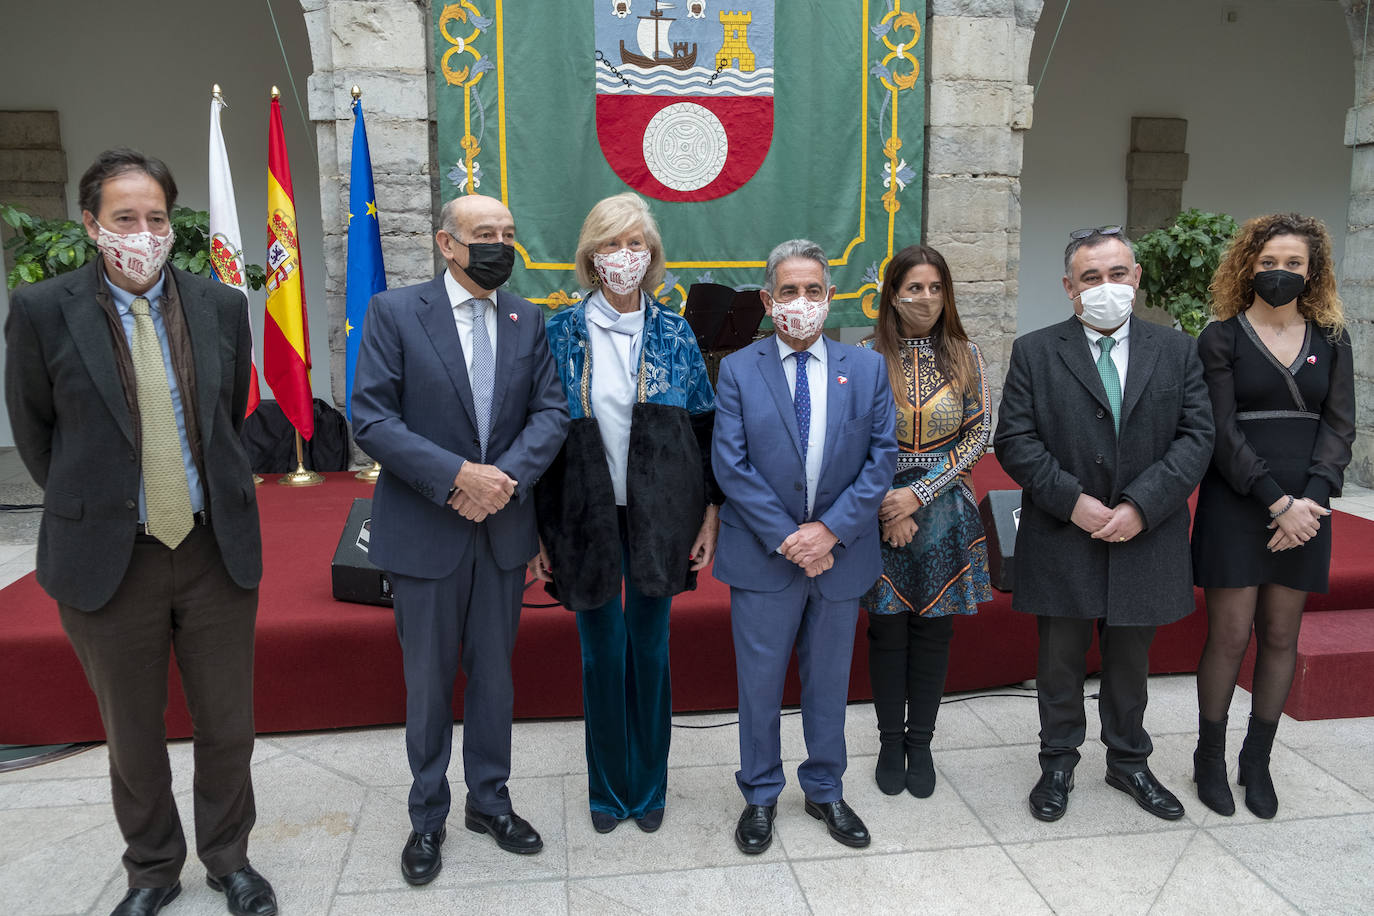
[586,291,645,506]
[776,334,828,519]
[1081,318,1130,393]
[444,269,499,389]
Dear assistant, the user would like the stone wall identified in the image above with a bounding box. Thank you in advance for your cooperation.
[0,111,68,276]
[300,0,436,412]
[923,0,1042,410]
[1341,1,1374,488]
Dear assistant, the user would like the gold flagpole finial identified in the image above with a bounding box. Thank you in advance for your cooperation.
[271,86,281,100]
[212,84,223,101]
[351,85,362,100]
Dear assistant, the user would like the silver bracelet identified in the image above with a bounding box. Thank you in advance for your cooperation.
[1269,495,1295,519]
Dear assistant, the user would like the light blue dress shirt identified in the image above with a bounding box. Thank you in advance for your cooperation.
[108,274,206,520]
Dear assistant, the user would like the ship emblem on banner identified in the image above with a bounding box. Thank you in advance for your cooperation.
[595,0,774,202]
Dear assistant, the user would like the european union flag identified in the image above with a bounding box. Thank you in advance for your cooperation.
[345,96,387,422]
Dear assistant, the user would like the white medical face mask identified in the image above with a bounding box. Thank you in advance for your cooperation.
[771,294,829,340]
[1076,282,1135,329]
[592,247,651,296]
[94,222,175,287]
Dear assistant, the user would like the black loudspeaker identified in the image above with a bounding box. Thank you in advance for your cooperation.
[979,489,1022,592]
[331,498,394,607]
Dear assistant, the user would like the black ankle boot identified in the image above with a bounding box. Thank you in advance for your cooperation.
[904,737,936,798]
[1238,716,1279,819]
[875,738,906,795]
[1193,714,1235,815]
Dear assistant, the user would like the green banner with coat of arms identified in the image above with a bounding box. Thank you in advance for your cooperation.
[433,0,925,326]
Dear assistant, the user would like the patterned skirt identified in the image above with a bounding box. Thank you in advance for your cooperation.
[861,483,992,618]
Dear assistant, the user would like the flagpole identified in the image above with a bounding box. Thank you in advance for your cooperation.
[279,431,325,486]
[346,84,383,486]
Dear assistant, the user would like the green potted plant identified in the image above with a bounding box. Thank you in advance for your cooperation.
[1133,208,1239,337]
[3,204,265,291]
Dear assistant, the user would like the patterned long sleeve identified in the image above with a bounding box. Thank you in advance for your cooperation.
[908,342,990,506]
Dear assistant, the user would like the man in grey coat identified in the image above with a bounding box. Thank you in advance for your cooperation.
[993,227,1213,823]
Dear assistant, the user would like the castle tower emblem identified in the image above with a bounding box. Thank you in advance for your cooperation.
[716,11,755,72]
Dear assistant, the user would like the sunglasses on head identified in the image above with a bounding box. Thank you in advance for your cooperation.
[1069,225,1124,240]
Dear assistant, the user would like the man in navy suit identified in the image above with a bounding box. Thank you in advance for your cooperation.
[713,239,897,854]
[351,195,568,884]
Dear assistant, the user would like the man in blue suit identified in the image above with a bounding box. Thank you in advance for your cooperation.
[351,195,568,884]
[713,239,897,854]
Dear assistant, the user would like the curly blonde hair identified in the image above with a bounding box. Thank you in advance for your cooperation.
[1209,213,1344,334]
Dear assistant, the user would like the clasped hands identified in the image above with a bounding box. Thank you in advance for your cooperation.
[1265,495,1329,552]
[879,487,920,548]
[779,521,837,578]
[447,461,516,522]
[1072,493,1143,543]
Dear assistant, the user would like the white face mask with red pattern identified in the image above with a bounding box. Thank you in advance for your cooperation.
[771,294,829,340]
[95,222,175,287]
[592,247,651,296]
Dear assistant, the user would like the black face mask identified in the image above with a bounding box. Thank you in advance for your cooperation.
[452,239,515,290]
[1252,269,1306,308]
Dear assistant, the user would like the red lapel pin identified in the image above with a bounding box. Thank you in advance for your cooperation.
[1306,355,1317,365]
[508,312,519,323]
[837,375,848,385]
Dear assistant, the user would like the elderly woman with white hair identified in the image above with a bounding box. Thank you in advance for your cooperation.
[533,192,720,834]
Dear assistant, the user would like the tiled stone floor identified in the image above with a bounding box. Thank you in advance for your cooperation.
[2,447,1373,915]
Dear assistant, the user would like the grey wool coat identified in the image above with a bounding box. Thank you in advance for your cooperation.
[993,315,1214,626]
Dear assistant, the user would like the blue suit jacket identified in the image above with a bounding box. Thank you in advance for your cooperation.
[712,336,897,600]
[351,274,569,577]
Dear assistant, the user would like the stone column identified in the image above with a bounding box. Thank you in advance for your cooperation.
[924,0,1042,410]
[1340,0,1373,487]
[1126,116,1188,327]
[300,0,435,414]
[0,111,68,273]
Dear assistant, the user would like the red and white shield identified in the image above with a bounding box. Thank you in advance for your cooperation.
[595,0,774,202]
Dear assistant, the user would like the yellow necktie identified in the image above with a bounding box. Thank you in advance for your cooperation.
[130,297,194,548]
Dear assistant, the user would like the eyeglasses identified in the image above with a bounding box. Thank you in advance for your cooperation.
[1069,225,1123,240]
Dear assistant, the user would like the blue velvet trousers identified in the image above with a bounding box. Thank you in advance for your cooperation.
[575,513,673,820]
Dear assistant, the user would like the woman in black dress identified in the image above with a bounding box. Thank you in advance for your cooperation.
[1191,214,1356,819]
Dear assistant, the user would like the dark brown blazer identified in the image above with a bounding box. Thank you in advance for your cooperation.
[5,261,262,611]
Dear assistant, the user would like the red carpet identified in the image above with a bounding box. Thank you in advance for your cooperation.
[3,461,1374,744]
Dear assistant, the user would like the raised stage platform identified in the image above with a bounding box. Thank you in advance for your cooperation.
[3,461,1373,745]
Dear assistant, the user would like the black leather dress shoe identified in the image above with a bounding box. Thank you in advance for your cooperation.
[400,828,446,886]
[206,865,277,916]
[804,798,871,848]
[465,801,544,854]
[1029,770,1074,822]
[111,883,181,916]
[734,803,776,854]
[1106,767,1185,820]
[635,807,664,833]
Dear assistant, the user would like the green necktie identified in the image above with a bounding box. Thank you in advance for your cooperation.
[1097,335,1122,435]
[130,297,194,548]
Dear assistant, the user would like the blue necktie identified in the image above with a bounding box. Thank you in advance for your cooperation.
[793,350,811,514]
[470,298,494,460]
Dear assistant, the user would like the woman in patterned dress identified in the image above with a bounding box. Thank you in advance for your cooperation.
[532,193,720,834]
[861,244,993,797]
[1190,214,1355,819]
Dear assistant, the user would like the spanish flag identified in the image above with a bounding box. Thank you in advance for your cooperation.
[264,89,314,440]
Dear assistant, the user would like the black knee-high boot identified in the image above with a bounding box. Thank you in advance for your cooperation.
[1193,714,1235,815]
[905,615,954,798]
[868,612,908,795]
[1238,715,1279,819]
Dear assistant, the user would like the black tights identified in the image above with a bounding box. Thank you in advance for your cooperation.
[868,612,955,742]
[1196,585,1308,723]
